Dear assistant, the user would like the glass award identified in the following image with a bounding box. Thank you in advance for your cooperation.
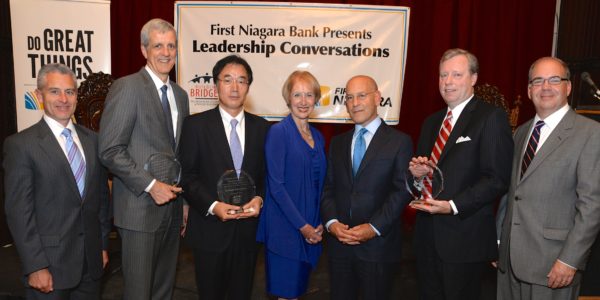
[217,169,256,214]
[404,164,444,203]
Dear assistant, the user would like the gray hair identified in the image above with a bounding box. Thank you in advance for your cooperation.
[37,63,77,89]
[140,18,176,48]
[528,57,571,81]
[440,48,479,75]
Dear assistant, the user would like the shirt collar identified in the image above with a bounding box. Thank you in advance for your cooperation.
[448,94,474,119]
[354,117,382,137]
[219,105,245,124]
[145,65,170,90]
[534,103,570,130]
[43,115,76,138]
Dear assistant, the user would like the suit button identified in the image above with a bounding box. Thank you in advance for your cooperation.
[515,196,521,201]
[513,222,520,225]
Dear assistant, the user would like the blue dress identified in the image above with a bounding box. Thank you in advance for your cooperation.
[256,114,327,298]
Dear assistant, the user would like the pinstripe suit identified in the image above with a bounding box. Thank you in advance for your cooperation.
[99,68,189,299]
[3,119,110,294]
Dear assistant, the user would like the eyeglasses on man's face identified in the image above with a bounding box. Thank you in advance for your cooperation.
[218,76,249,86]
[529,76,569,87]
[345,91,377,102]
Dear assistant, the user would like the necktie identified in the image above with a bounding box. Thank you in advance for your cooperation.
[160,85,175,148]
[521,120,545,178]
[423,111,453,198]
[62,128,86,196]
[229,119,243,176]
[352,128,367,176]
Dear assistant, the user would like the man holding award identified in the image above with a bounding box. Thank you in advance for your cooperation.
[179,55,270,299]
[408,48,513,300]
[320,75,413,300]
[99,19,189,299]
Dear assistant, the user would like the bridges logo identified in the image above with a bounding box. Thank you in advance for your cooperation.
[188,72,218,106]
[24,91,43,110]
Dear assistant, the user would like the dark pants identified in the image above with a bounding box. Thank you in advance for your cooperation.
[416,244,487,300]
[328,255,397,300]
[192,237,258,300]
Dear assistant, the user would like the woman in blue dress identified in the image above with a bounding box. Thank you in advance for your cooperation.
[257,71,327,299]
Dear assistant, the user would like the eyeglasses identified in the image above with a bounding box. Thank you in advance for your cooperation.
[345,91,377,102]
[291,92,316,99]
[218,76,249,86]
[529,76,569,86]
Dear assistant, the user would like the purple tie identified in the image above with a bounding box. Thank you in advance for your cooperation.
[62,128,86,196]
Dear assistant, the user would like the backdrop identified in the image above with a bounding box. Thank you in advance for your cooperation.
[110,0,555,143]
[110,0,555,227]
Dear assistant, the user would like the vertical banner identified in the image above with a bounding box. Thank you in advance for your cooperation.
[175,2,410,124]
[10,0,111,131]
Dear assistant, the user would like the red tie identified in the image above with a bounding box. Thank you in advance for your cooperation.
[423,111,453,198]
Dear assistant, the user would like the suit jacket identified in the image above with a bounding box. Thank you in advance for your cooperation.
[413,98,513,263]
[99,68,189,232]
[3,119,110,289]
[498,109,600,285]
[320,121,413,262]
[179,107,270,252]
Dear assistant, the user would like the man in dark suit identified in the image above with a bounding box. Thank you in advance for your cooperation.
[497,57,600,300]
[408,48,513,300]
[320,75,413,300]
[3,63,110,299]
[98,18,189,299]
[179,55,270,300]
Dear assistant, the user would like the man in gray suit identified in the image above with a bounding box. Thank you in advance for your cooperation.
[497,57,600,299]
[99,18,189,299]
[4,63,110,299]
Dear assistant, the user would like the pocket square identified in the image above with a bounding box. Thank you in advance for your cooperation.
[456,136,471,143]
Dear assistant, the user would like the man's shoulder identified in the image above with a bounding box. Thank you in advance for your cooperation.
[245,111,270,129]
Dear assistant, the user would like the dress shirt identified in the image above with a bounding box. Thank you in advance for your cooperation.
[444,95,473,215]
[144,65,180,192]
[326,117,383,236]
[207,106,247,215]
[524,104,570,156]
[44,115,86,163]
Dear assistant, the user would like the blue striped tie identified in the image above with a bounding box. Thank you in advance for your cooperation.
[62,128,86,196]
[521,120,545,178]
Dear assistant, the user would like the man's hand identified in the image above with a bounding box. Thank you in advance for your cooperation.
[547,260,576,289]
[300,224,323,244]
[409,198,452,214]
[28,268,53,293]
[235,196,263,219]
[149,181,182,205]
[408,156,435,178]
[329,222,360,245]
[347,223,377,242]
[212,202,243,221]
[181,204,189,237]
[102,250,109,269]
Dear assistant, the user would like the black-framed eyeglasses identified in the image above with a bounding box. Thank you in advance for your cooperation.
[345,90,377,102]
[218,76,249,86]
[529,76,569,86]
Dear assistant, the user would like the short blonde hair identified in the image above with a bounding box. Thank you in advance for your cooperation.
[281,71,321,106]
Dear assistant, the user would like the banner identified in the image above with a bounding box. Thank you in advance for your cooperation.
[10,0,111,131]
[175,1,410,124]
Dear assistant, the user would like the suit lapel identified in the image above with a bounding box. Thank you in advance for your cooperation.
[437,100,476,164]
[140,69,175,150]
[209,107,235,170]
[341,130,354,183]
[514,119,532,184]
[355,122,389,178]
[172,82,188,150]
[520,110,575,182]
[35,121,81,199]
